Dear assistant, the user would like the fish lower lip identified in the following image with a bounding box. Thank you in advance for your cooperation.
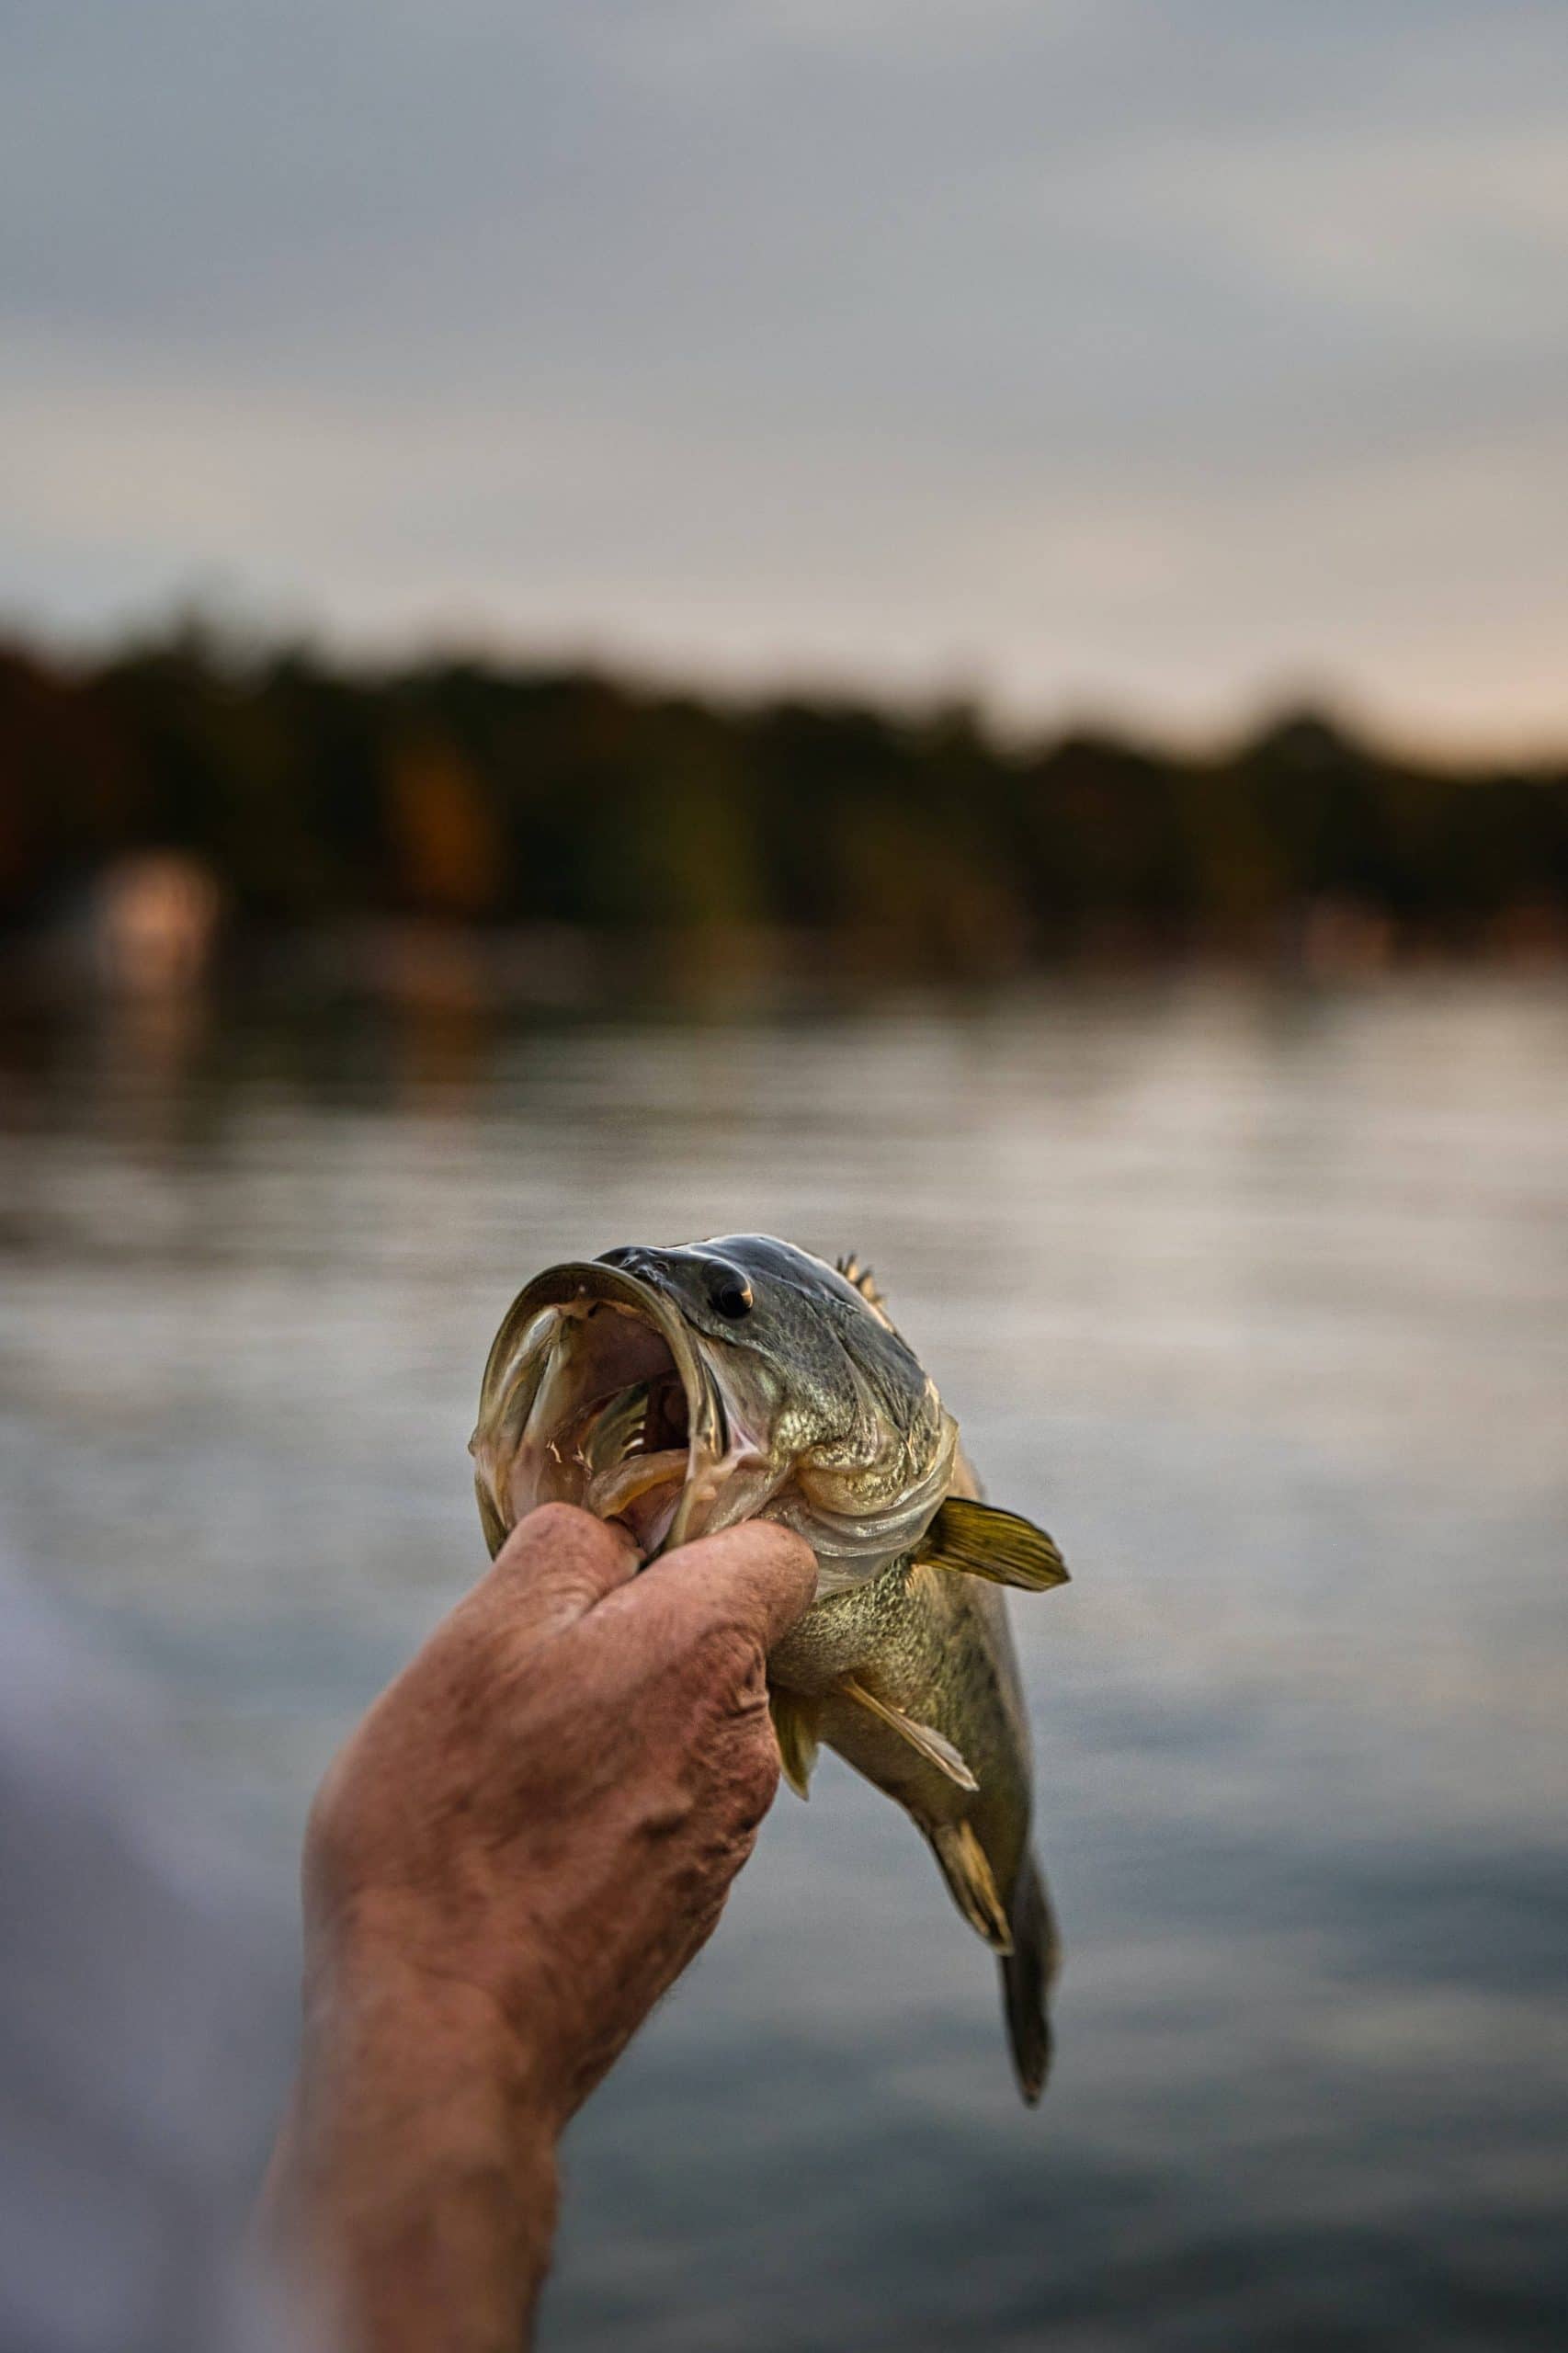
[475,1259,727,1559]
[585,1448,688,1521]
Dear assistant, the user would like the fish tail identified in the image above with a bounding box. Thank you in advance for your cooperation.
[1000,1848,1057,2106]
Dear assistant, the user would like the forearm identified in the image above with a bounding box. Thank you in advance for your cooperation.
[258,1509,814,2347]
[262,1948,561,2353]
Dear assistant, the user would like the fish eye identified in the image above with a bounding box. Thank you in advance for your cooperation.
[705,1261,754,1319]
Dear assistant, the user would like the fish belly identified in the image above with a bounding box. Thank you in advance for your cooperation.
[773,1563,1028,1867]
[768,1558,1057,2102]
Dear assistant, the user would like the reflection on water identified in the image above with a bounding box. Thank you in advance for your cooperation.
[2,974,1565,2349]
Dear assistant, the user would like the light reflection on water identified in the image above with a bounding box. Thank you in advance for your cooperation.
[1,973,1565,2348]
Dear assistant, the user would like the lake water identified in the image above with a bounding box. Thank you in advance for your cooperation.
[2,972,1565,2349]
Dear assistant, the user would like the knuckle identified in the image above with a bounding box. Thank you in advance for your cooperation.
[692,1704,779,1843]
[679,1616,766,1699]
[731,1728,780,1826]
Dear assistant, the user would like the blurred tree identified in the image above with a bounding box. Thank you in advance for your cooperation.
[1,623,1562,972]
[384,733,505,916]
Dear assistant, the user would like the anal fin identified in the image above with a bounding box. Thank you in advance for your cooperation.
[930,1821,1015,1955]
[768,1688,821,1800]
[840,1677,978,1793]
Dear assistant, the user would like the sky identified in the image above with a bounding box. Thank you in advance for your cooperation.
[3,0,1566,749]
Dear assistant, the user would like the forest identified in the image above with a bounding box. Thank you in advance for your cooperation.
[3,626,1565,974]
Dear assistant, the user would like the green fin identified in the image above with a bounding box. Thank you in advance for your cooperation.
[768,1688,821,1800]
[915,1496,1068,1592]
[841,1677,978,1792]
[930,1821,1014,1954]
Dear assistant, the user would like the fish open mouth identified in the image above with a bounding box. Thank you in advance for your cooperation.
[470,1260,734,1558]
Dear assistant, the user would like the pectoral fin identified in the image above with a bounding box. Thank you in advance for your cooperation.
[915,1497,1068,1592]
[768,1688,822,1800]
[929,1821,1014,1954]
[840,1677,978,1792]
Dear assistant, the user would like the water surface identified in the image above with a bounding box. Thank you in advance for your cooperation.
[1,974,1564,2348]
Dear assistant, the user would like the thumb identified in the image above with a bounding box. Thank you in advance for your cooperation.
[632,1519,819,1654]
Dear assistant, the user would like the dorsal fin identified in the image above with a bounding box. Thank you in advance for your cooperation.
[835,1251,891,1320]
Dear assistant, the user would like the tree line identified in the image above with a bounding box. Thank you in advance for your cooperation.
[3,627,1565,971]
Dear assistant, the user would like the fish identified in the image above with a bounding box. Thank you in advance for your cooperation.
[469,1233,1070,2104]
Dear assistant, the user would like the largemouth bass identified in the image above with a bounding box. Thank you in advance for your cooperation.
[470,1234,1069,2103]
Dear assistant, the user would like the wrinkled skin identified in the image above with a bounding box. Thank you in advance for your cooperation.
[267,1505,816,2350]
[301,1504,815,2118]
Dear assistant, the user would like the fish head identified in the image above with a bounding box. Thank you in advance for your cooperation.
[470,1234,957,1591]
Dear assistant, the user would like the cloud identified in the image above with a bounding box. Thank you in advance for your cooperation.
[3,2,1566,745]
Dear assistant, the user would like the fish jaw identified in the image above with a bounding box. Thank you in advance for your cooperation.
[471,1259,786,1559]
[472,1245,960,1583]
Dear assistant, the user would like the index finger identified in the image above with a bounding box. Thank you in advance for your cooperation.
[483,1500,642,1630]
[632,1519,819,1654]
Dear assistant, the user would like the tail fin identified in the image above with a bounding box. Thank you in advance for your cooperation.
[1000,1851,1059,2106]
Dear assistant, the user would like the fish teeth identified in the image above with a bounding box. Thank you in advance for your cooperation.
[582,1381,654,1475]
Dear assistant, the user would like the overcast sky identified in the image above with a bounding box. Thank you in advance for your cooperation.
[3,1,1565,747]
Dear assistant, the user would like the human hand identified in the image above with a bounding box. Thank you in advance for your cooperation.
[303,1501,817,2120]
[266,1504,816,2351]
